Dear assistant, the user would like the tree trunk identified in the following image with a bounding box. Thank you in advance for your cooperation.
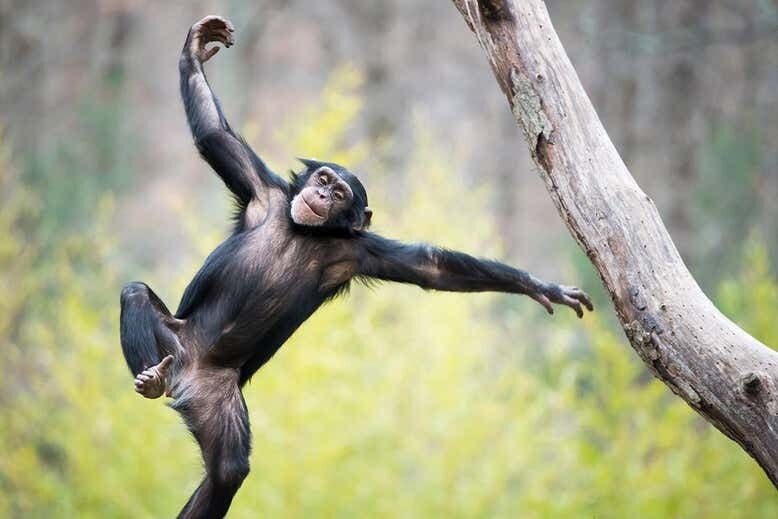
[450,0,778,487]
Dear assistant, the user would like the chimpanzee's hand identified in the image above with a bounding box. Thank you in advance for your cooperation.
[530,283,594,318]
[187,16,235,64]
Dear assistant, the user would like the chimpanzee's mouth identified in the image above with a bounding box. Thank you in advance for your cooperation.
[301,196,327,219]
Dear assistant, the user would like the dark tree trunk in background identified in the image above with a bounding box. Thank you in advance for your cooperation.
[590,0,641,163]
[351,0,397,142]
[451,0,778,487]
[661,0,706,256]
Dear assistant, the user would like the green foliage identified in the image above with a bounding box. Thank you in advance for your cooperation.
[272,65,371,173]
[1,74,777,518]
[718,241,778,349]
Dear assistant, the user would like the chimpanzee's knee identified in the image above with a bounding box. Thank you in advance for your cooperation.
[120,281,150,307]
[119,281,169,376]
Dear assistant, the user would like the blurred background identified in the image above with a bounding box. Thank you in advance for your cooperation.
[1,0,777,517]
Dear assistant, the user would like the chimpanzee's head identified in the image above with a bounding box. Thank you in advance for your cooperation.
[289,158,372,233]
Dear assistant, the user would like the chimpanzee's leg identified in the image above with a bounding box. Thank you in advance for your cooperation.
[172,369,251,519]
[119,281,183,398]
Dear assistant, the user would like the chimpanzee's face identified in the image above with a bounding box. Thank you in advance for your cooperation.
[290,166,355,227]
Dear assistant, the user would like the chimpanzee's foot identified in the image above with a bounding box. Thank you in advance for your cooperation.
[134,355,174,399]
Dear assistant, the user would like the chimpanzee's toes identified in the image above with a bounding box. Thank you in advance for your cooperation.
[134,364,167,399]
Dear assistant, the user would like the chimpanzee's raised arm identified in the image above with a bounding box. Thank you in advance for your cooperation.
[179,16,285,206]
[356,233,593,317]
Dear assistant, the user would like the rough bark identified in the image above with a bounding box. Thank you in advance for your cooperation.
[450,0,778,487]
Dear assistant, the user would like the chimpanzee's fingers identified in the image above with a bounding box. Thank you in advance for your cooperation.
[156,358,174,376]
[158,355,174,372]
[559,286,593,312]
[219,29,235,45]
[565,286,593,312]
[149,366,162,381]
[204,46,220,62]
[531,293,554,315]
[578,292,594,311]
[562,295,584,318]
[206,29,233,47]
[201,16,233,37]
[198,15,226,29]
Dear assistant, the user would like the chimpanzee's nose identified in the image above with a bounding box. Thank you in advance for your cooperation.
[318,188,327,198]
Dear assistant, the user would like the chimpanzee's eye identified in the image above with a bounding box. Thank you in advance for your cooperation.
[318,175,328,185]
[333,190,344,201]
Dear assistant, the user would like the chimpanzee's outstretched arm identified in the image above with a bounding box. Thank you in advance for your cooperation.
[356,233,593,317]
[179,16,285,206]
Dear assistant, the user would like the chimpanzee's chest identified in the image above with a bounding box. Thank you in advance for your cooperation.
[203,226,355,371]
[221,223,356,327]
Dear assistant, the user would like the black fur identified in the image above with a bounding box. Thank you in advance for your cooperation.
[118,17,584,519]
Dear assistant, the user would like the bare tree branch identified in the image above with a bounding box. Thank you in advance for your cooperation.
[451,0,778,487]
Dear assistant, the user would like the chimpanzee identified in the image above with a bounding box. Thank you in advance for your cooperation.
[119,15,593,519]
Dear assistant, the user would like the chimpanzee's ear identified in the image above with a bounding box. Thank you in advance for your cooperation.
[351,207,373,231]
[363,207,373,228]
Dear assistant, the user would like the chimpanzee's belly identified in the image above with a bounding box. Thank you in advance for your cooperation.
[202,280,328,373]
[176,221,348,378]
